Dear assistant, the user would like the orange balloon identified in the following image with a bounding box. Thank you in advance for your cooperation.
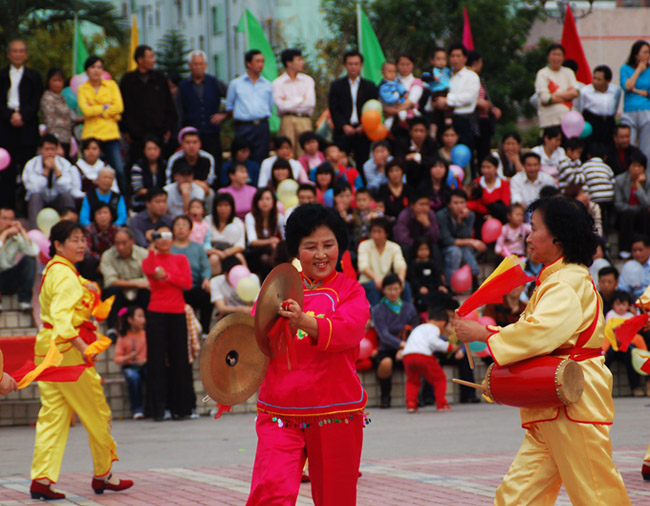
[366,123,387,141]
[361,109,381,131]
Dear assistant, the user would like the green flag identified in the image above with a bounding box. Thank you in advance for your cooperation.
[237,8,280,132]
[73,15,89,76]
[358,7,385,85]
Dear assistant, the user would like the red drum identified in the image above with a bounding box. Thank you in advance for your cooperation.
[485,356,584,409]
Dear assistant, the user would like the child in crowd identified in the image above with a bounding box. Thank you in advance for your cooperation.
[402,307,458,412]
[79,166,127,226]
[364,141,393,191]
[284,183,317,221]
[210,260,258,321]
[407,238,449,313]
[598,266,619,314]
[75,137,119,195]
[582,144,615,235]
[188,198,210,250]
[113,306,148,420]
[606,290,635,322]
[269,158,294,193]
[221,137,260,187]
[333,146,364,192]
[314,163,335,206]
[495,203,530,257]
[131,136,167,212]
[310,143,341,181]
[557,137,585,192]
[530,126,566,177]
[437,126,471,181]
[379,62,409,130]
[297,131,325,174]
[333,180,354,229]
[218,162,257,220]
[422,47,452,139]
[351,188,381,248]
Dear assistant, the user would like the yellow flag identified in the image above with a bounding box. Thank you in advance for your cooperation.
[128,14,139,72]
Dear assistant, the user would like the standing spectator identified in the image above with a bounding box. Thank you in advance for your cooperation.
[605,124,645,176]
[493,132,524,178]
[620,40,650,160]
[329,50,379,168]
[577,65,621,152]
[127,188,173,247]
[582,144,615,234]
[220,137,260,186]
[530,126,566,177]
[218,162,257,220]
[433,43,480,162]
[245,187,285,279]
[163,166,206,217]
[399,117,438,188]
[0,208,38,311]
[165,128,216,200]
[79,167,127,227]
[78,56,126,194]
[377,161,412,219]
[257,136,308,187]
[0,40,43,210]
[273,48,315,156]
[510,152,557,206]
[130,135,167,211]
[614,152,650,256]
[40,68,75,158]
[393,192,440,259]
[141,225,194,421]
[225,49,273,165]
[534,43,578,128]
[120,45,177,166]
[177,50,228,169]
[99,227,150,336]
[22,134,77,229]
[79,203,118,281]
[396,54,424,121]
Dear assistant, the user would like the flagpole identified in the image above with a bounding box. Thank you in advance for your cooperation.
[243,3,249,51]
[356,2,362,78]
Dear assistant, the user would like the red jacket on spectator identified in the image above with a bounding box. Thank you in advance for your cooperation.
[468,176,511,216]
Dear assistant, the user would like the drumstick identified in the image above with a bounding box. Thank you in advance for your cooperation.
[465,345,475,370]
[452,378,485,391]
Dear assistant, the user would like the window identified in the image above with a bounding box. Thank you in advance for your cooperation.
[213,53,224,78]
[199,35,205,50]
[155,6,160,27]
[187,0,192,16]
[198,0,203,15]
[212,4,223,35]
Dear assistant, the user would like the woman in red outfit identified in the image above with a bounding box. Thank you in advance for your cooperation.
[141,225,194,421]
[468,154,511,227]
[247,203,370,506]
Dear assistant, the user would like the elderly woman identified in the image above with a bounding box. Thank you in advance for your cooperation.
[534,43,579,128]
[455,197,630,506]
[40,68,75,159]
[621,40,650,160]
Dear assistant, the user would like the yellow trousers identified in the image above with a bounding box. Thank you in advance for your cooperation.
[495,409,630,506]
[278,115,312,157]
[31,368,118,483]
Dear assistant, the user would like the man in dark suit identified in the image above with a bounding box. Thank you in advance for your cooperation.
[0,40,43,210]
[606,123,644,176]
[328,50,378,169]
[395,117,439,188]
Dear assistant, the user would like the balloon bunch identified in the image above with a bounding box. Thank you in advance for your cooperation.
[361,100,387,141]
[228,265,261,303]
[561,111,592,139]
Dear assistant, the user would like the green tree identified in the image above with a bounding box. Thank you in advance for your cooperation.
[157,29,189,77]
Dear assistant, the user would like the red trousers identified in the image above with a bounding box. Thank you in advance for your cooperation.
[403,353,448,409]
[247,412,363,506]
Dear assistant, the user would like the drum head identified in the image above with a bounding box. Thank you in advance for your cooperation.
[200,313,269,406]
[556,359,584,405]
[254,263,303,356]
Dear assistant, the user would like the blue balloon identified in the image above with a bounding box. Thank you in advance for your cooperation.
[468,341,487,352]
[451,144,471,167]
[323,189,334,207]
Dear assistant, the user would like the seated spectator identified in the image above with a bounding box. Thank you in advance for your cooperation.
[99,226,150,337]
[598,265,619,314]
[363,141,393,191]
[371,273,420,408]
[268,157,295,193]
[74,138,119,195]
[210,259,258,320]
[557,137,586,192]
[589,238,612,287]
[407,238,449,313]
[245,187,286,279]
[218,162,257,220]
[351,188,381,249]
[113,306,148,419]
[188,199,210,250]
[394,192,440,259]
[335,150,364,193]
[164,165,206,217]
[332,180,354,232]
[22,134,78,229]
[0,208,38,311]
[530,126,566,177]
[483,285,528,327]
[583,144,615,235]
[618,235,650,300]
[79,167,127,226]
[310,142,344,182]
[495,204,530,257]
[221,137,260,186]
[128,188,173,247]
[80,203,118,281]
[171,215,212,333]
[614,152,650,256]
[297,131,325,174]
[377,161,413,219]
[131,135,167,212]
[206,193,247,275]
[492,131,524,178]
[438,125,470,181]
[314,163,335,206]
[468,154,510,225]
[166,128,216,193]
[358,217,410,305]
[605,123,644,176]
[418,158,454,212]
[285,183,317,221]
[399,117,438,188]
[59,207,79,223]
[257,136,308,187]
[436,189,485,289]
[510,152,557,206]
[564,183,603,236]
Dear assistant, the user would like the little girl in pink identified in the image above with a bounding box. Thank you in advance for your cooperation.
[495,203,531,257]
[188,198,211,250]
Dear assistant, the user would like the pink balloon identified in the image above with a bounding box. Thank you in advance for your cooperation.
[102,71,112,81]
[27,229,51,261]
[0,148,10,171]
[70,137,78,157]
[39,251,51,265]
[561,111,585,138]
[450,164,464,182]
[70,73,89,94]
[465,310,480,322]
[478,316,496,327]
[228,265,251,288]
[450,264,472,293]
[481,218,503,243]
[358,337,373,360]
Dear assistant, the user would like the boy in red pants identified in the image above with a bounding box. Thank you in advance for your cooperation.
[402,307,459,412]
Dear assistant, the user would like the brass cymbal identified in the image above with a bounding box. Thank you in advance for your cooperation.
[254,263,304,357]
[200,313,269,406]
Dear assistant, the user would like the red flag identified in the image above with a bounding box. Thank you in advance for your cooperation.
[561,5,592,84]
[615,313,649,352]
[340,250,357,280]
[462,7,474,51]
[641,358,650,375]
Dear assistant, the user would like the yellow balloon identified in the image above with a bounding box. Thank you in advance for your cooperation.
[36,207,60,236]
[632,347,650,376]
[277,179,299,198]
[283,195,299,209]
[236,276,260,303]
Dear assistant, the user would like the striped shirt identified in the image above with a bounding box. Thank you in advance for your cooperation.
[582,157,615,203]
[557,157,586,192]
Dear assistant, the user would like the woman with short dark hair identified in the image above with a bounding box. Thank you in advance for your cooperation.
[40,67,76,159]
[535,43,579,128]
[621,40,650,159]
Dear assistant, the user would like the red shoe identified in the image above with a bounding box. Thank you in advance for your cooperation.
[30,481,66,500]
[91,474,134,494]
[437,403,452,411]
[301,472,311,483]
[642,463,650,481]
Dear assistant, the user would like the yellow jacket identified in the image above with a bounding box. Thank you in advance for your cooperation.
[78,79,123,141]
[486,257,615,426]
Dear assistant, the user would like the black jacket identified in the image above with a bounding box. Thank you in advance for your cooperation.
[605,143,644,176]
[328,76,378,135]
[0,66,43,145]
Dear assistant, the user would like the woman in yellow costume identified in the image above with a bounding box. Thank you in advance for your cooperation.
[456,197,630,506]
[30,220,133,500]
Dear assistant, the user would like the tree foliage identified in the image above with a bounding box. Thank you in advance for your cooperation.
[156,29,190,78]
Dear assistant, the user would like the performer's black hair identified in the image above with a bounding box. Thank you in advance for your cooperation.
[285,203,348,258]
[49,220,85,258]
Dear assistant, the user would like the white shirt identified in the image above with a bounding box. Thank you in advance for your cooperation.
[446,67,480,114]
[244,212,286,244]
[530,145,566,177]
[402,323,453,357]
[272,72,316,116]
[75,159,119,193]
[257,155,309,187]
[349,77,360,125]
[578,83,621,117]
[163,182,206,217]
[205,215,246,249]
[7,65,24,109]
[210,272,260,306]
[22,155,78,201]
[510,170,557,206]
[397,73,423,108]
